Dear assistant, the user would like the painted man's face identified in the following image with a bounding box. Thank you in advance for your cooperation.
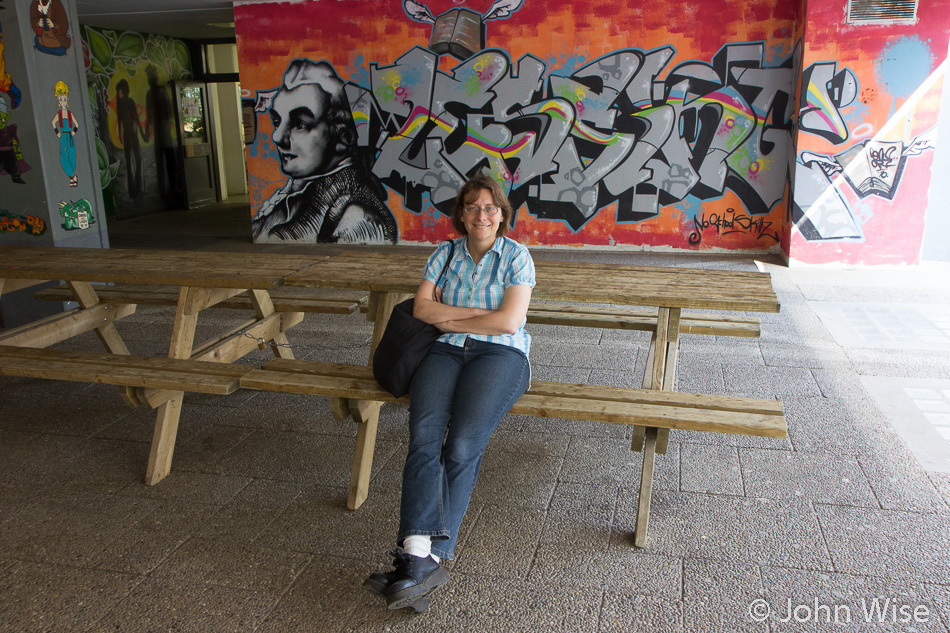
[0,111,8,130]
[269,83,334,179]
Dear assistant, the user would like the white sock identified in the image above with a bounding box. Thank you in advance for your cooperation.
[403,535,439,562]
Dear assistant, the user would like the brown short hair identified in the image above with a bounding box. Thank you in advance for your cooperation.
[450,172,513,237]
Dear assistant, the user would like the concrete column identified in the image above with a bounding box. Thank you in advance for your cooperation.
[1,0,107,249]
[1,0,108,327]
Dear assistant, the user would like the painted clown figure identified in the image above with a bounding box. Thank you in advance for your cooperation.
[51,80,79,186]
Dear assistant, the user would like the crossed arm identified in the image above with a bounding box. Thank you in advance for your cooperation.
[412,279,532,336]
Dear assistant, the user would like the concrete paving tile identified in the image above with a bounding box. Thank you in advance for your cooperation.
[521,413,630,439]
[847,348,950,379]
[58,438,152,494]
[96,576,279,633]
[614,491,832,570]
[549,342,640,371]
[251,556,387,633]
[0,388,133,436]
[670,428,793,450]
[784,395,898,455]
[530,322,604,343]
[760,340,852,370]
[680,444,743,496]
[599,592,684,633]
[815,504,950,583]
[256,484,401,559]
[530,363,593,384]
[559,436,679,491]
[204,389,353,434]
[0,560,142,633]
[486,426,569,457]
[810,367,869,400]
[531,490,682,598]
[92,499,222,575]
[0,430,97,492]
[470,448,561,510]
[740,448,878,507]
[0,491,159,567]
[682,559,767,633]
[190,480,310,544]
[858,442,948,513]
[929,472,950,507]
[923,584,950,633]
[452,505,546,579]
[215,428,400,485]
[674,356,726,395]
[759,566,943,633]
[722,362,823,399]
[118,470,251,506]
[588,368,645,389]
[348,571,603,633]
[151,536,311,593]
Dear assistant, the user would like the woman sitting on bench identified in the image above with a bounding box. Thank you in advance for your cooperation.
[364,172,536,611]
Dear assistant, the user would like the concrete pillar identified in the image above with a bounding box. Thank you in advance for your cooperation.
[1,0,107,248]
[1,0,108,327]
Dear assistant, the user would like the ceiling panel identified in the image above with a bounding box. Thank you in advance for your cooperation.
[74,0,236,40]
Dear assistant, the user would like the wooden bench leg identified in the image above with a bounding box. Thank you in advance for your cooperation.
[146,398,183,485]
[67,281,140,407]
[144,287,200,486]
[249,289,294,359]
[348,399,382,510]
[634,426,659,548]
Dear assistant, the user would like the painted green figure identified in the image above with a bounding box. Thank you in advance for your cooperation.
[0,95,28,184]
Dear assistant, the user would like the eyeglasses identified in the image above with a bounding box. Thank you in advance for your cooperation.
[462,205,501,216]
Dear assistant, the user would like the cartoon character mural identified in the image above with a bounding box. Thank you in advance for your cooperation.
[1,15,23,109]
[58,198,94,230]
[51,80,79,186]
[252,59,397,243]
[0,94,28,184]
[32,0,72,56]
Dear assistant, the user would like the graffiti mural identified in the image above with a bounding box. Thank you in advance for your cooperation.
[236,0,950,262]
[252,41,802,244]
[81,25,193,217]
[252,59,397,243]
[792,35,939,245]
[0,210,46,235]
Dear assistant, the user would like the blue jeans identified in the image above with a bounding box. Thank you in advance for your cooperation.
[398,338,530,560]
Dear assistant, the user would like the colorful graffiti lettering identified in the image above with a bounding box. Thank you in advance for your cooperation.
[329,41,798,233]
[0,210,47,235]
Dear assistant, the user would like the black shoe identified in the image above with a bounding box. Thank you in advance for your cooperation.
[385,554,449,610]
[363,550,411,596]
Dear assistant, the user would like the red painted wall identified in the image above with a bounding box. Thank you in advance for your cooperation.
[235,0,799,250]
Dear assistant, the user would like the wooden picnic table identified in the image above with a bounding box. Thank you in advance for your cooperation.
[286,249,780,543]
[0,245,321,484]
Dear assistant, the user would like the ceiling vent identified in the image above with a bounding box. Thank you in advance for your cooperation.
[847,0,918,24]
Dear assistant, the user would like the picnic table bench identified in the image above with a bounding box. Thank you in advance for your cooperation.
[283,250,784,546]
[1,244,785,546]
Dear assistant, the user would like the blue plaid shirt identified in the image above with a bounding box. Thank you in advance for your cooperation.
[424,236,535,357]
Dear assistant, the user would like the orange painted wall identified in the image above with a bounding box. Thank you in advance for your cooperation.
[235,0,800,250]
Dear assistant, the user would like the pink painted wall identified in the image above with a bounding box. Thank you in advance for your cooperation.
[789,0,950,265]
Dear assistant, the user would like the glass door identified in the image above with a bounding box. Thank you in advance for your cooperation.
[172,81,217,208]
